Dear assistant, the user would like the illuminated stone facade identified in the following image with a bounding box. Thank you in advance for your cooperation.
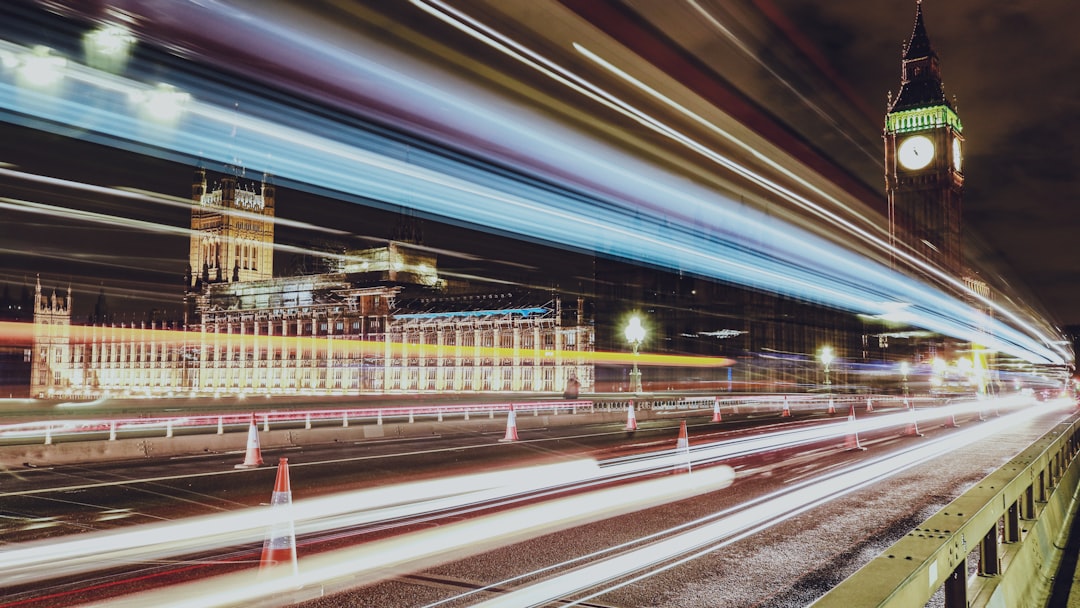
[188,168,275,285]
[29,278,73,398]
[29,171,594,398]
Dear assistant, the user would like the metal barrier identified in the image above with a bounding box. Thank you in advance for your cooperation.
[811,412,1080,608]
[0,400,593,444]
[1,393,938,445]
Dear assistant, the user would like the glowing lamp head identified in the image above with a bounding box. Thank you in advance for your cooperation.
[819,346,834,366]
[131,83,190,122]
[86,24,135,57]
[932,358,947,373]
[18,46,66,88]
[624,315,645,345]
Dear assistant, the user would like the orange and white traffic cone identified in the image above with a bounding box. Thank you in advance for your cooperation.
[827,397,836,415]
[845,404,866,451]
[675,420,691,473]
[865,397,874,413]
[259,457,298,577]
[499,404,519,442]
[676,420,689,451]
[780,395,791,418]
[236,413,264,469]
[624,402,638,431]
[711,398,723,423]
[902,398,923,437]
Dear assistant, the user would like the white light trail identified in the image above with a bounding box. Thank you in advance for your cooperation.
[470,403,1071,607]
[3,395,1041,592]
[0,459,600,587]
[409,0,1068,364]
[0,22,1066,365]
[85,465,737,608]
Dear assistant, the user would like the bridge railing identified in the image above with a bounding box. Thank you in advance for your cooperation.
[811,412,1080,608]
[0,393,946,445]
[0,400,593,444]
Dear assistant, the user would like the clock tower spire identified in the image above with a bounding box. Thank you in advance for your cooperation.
[885,1,964,274]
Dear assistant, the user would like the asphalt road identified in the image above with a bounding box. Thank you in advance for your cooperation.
[1,397,1074,607]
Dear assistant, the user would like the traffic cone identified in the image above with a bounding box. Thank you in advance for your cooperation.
[711,398,723,422]
[827,397,836,415]
[676,420,689,451]
[259,458,298,577]
[675,420,691,473]
[865,397,874,413]
[902,398,923,437]
[499,404,519,442]
[780,395,791,418]
[845,403,866,451]
[624,402,638,431]
[235,413,264,469]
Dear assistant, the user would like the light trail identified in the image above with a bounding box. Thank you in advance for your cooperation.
[0,165,347,235]
[0,459,601,588]
[1,394,1048,602]
[0,321,731,403]
[411,0,1069,366]
[83,466,738,608]
[77,397,1065,607]
[0,21,1067,365]
[470,402,1073,607]
[684,0,880,164]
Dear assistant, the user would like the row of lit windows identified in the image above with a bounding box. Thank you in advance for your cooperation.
[205,319,373,336]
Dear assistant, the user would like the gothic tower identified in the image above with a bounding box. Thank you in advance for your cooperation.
[187,168,276,291]
[30,276,72,397]
[884,1,964,275]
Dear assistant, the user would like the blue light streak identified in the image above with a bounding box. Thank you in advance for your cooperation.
[395,307,549,320]
[0,34,1066,365]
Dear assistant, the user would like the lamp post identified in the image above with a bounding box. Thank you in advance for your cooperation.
[819,346,834,389]
[900,361,910,396]
[625,315,645,394]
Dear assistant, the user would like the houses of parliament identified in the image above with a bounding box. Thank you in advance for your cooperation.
[23,169,596,399]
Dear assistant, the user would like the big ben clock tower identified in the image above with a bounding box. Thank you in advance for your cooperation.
[885,1,964,275]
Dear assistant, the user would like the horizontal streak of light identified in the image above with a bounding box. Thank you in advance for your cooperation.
[5,438,730,592]
[0,195,376,270]
[87,466,737,608]
[0,459,600,587]
[0,34,1065,364]
[472,402,1070,607]
[0,321,732,369]
[0,164,348,235]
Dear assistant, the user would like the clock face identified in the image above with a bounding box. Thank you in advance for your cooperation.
[952,136,962,172]
[897,135,935,170]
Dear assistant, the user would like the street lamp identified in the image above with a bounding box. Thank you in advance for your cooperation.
[819,346,834,388]
[900,361,910,396]
[84,23,135,72]
[625,315,646,394]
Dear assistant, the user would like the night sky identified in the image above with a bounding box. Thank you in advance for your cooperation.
[766,0,1080,325]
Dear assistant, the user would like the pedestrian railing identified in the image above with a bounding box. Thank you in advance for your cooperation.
[811,412,1080,608]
